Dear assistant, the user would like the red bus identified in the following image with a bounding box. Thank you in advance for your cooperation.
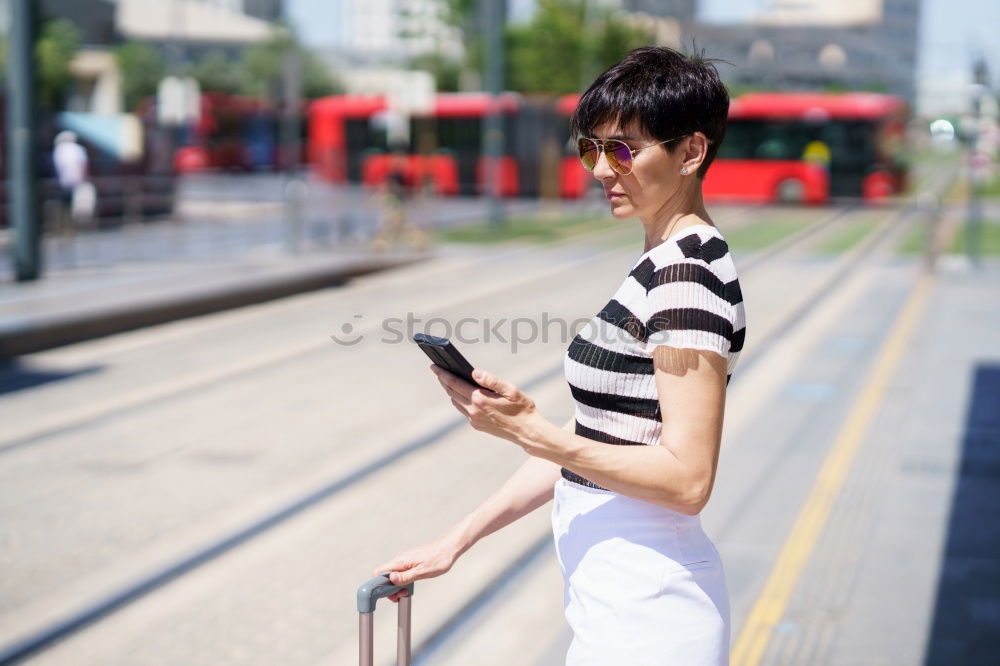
[710,92,910,203]
[555,91,909,204]
[309,93,525,196]
[170,93,307,173]
[308,91,909,204]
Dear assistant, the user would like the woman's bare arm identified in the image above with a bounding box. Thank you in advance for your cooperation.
[518,348,727,515]
[373,416,574,591]
[439,415,573,557]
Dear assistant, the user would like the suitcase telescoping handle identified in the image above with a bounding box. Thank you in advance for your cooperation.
[357,573,415,666]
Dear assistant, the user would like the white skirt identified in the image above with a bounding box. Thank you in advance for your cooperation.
[550,477,731,665]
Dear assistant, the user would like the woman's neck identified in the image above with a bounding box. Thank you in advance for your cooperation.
[639,185,712,253]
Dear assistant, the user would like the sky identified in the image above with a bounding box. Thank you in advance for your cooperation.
[286,0,1000,85]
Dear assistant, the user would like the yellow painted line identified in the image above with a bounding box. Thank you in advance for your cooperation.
[731,271,936,666]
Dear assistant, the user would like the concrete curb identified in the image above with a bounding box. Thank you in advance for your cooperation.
[0,254,428,359]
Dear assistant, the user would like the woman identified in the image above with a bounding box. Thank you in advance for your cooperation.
[372,46,745,665]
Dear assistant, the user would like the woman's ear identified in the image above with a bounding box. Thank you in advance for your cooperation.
[683,133,710,172]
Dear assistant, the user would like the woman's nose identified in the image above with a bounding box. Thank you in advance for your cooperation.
[591,148,617,181]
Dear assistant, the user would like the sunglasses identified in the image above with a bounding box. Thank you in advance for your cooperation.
[577,135,689,175]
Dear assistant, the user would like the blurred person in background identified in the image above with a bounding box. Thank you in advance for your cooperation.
[369,145,430,252]
[51,131,96,234]
[374,46,744,665]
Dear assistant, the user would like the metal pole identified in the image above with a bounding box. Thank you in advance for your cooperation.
[578,0,596,93]
[481,0,506,227]
[6,0,40,281]
[965,73,986,270]
[282,49,304,253]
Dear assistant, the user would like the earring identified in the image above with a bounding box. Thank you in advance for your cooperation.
[680,167,689,175]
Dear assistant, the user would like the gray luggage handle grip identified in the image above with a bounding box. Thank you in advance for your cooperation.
[357,573,415,613]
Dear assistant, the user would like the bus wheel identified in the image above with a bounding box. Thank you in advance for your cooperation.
[776,178,806,204]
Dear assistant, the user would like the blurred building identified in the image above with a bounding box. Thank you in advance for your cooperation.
[0,0,123,114]
[241,0,284,22]
[322,0,464,68]
[116,0,276,58]
[620,0,696,23]
[675,0,920,105]
[0,0,286,115]
[172,0,283,21]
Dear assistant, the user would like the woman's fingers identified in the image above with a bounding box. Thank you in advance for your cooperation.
[371,564,414,604]
[443,379,471,406]
[451,396,470,417]
[470,368,519,401]
[431,365,476,401]
[372,562,405,578]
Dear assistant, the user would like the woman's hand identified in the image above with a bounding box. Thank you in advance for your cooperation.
[430,364,548,449]
[371,536,461,603]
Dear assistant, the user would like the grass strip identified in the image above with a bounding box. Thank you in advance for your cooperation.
[813,212,884,254]
[723,218,813,251]
[433,213,614,246]
[949,219,1000,255]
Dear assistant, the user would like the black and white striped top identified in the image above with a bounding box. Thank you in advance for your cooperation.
[562,223,747,490]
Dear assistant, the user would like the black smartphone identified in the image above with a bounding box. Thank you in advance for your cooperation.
[412,333,481,387]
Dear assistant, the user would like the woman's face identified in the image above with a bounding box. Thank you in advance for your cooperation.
[588,120,692,221]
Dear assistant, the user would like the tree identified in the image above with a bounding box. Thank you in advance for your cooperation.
[185,27,340,98]
[725,82,770,97]
[186,50,247,95]
[505,0,650,94]
[243,25,340,98]
[34,19,80,110]
[115,42,167,111]
[410,51,463,92]
[435,0,480,90]
[0,18,81,109]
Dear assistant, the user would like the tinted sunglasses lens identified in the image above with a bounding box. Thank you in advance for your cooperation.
[578,139,598,170]
[607,140,633,174]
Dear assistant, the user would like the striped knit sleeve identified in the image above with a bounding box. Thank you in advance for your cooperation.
[640,259,738,359]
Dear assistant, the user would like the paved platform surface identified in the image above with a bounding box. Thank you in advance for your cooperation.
[0,180,609,358]
[1,192,997,665]
[0,244,429,357]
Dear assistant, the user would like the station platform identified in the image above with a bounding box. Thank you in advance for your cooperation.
[0,244,428,358]
[0,200,996,665]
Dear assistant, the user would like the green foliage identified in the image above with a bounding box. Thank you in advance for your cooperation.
[300,49,342,98]
[114,42,167,111]
[186,50,248,95]
[951,220,1000,255]
[34,19,80,109]
[430,0,649,94]
[861,80,888,93]
[722,218,811,250]
[434,0,480,88]
[410,52,463,92]
[243,30,296,97]
[505,0,650,94]
[440,0,477,30]
[186,27,340,98]
[823,80,850,93]
[435,212,613,245]
[725,81,772,97]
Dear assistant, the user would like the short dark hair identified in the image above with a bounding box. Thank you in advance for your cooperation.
[570,45,731,180]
